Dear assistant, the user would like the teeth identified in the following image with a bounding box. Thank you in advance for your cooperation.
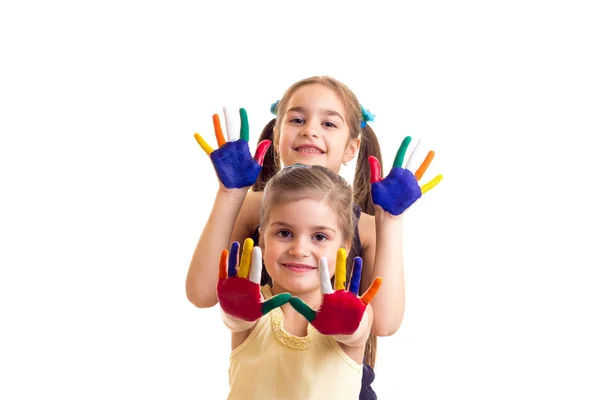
[298,148,322,154]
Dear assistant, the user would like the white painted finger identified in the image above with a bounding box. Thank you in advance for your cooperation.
[319,257,334,295]
[249,246,262,284]
[223,106,239,142]
[405,137,423,173]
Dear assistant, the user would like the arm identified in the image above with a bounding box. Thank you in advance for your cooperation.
[185,108,270,308]
[186,188,248,308]
[361,212,405,337]
[365,136,443,336]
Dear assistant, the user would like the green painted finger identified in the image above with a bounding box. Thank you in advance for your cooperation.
[392,136,412,168]
[240,108,249,142]
[289,297,316,322]
[261,293,291,315]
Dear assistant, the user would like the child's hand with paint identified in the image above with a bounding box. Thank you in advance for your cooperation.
[194,108,271,189]
[289,249,382,336]
[217,239,291,322]
[369,136,443,216]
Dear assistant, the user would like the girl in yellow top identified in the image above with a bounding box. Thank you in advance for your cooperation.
[216,165,381,399]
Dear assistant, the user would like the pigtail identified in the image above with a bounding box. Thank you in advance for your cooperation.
[353,124,383,216]
[252,118,281,192]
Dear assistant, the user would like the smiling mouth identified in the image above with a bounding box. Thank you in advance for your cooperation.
[283,263,317,272]
[294,146,324,155]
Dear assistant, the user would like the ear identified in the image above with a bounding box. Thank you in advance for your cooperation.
[343,239,352,255]
[343,137,360,164]
[272,126,280,155]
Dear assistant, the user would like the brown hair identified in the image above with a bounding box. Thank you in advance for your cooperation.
[259,164,378,369]
[260,164,354,244]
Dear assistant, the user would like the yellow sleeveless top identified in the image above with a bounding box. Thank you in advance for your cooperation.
[227,286,363,400]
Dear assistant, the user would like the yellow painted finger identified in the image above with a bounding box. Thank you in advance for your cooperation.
[194,133,214,155]
[421,174,443,194]
[335,248,347,291]
[219,249,228,280]
[238,238,254,279]
[360,277,382,305]
[415,150,435,180]
[213,114,226,148]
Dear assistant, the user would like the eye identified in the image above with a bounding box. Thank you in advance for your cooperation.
[277,230,292,239]
[323,121,338,128]
[289,117,304,124]
[312,233,328,242]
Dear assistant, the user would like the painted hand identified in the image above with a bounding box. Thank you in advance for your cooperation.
[289,249,382,336]
[369,136,443,216]
[217,238,291,321]
[194,108,271,188]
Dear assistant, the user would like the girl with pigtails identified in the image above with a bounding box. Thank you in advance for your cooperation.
[187,76,442,399]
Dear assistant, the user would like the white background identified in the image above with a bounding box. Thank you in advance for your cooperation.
[1,0,599,398]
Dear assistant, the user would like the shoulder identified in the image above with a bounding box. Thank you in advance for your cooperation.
[243,190,263,216]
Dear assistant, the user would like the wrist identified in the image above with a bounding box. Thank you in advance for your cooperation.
[221,309,256,332]
[375,205,404,222]
[332,309,370,346]
[216,186,248,203]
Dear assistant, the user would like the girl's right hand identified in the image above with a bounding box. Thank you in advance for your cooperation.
[217,238,291,322]
[194,108,271,189]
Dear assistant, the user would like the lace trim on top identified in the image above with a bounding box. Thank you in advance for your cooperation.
[261,285,317,350]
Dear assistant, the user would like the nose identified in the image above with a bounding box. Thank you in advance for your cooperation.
[288,237,310,258]
[301,118,320,139]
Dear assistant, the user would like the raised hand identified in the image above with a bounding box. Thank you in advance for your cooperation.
[217,238,291,321]
[194,108,271,189]
[369,136,443,216]
[289,249,382,336]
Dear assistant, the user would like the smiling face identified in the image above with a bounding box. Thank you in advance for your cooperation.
[261,197,349,296]
[274,84,360,174]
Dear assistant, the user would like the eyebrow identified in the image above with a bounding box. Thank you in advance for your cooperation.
[286,106,345,122]
[269,221,337,233]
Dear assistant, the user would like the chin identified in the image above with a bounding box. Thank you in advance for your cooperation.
[288,157,328,169]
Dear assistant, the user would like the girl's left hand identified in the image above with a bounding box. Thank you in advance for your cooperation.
[289,249,382,336]
[369,136,443,216]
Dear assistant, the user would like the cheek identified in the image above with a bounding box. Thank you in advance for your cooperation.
[262,243,280,274]
[277,131,292,150]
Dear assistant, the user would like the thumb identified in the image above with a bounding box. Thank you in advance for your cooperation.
[254,140,271,166]
[368,156,382,183]
[289,297,316,322]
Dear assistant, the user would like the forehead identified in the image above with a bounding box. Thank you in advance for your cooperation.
[288,84,345,111]
[267,197,340,227]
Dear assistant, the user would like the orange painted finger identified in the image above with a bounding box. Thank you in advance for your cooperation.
[360,277,382,305]
[219,249,228,279]
[212,114,226,147]
[415,150,435,180]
